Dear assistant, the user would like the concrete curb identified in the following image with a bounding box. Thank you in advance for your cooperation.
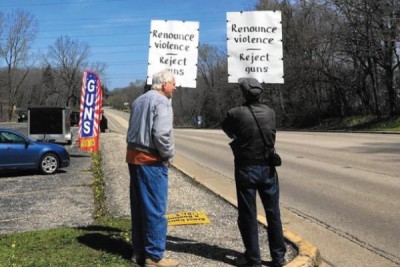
[172,154,321,267]
[281,228,321,267]
[256,216,321,267]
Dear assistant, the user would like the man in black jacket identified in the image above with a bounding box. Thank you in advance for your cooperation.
[221,78,286,267]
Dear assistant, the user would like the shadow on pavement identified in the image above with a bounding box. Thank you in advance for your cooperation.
[0,169,67,178]
[76,225,274,266]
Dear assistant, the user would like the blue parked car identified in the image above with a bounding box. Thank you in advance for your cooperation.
[0,128,70,174]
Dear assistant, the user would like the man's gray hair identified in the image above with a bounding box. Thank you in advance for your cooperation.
[152,70,175,90]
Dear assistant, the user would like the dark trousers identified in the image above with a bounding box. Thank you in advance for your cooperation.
[235,165,286,264]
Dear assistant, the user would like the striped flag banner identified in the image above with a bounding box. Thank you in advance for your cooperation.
[78,70,102,152]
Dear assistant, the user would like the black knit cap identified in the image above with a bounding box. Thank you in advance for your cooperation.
[238,78,263,100]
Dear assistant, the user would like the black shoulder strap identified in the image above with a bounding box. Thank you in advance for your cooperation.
[248,106,281,167]
[247,105,269,148]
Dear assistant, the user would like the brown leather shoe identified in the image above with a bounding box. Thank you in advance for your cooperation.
[144,257,179,267]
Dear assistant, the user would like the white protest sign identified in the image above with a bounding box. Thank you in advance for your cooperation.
[147,20,199,88]
[227,11,284,84]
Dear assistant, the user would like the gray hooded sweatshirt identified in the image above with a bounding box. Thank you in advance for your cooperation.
[126,89,174,162]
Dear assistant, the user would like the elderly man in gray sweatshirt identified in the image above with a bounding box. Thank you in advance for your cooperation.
[126,70,178,267]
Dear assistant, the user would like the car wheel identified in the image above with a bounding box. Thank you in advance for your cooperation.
[39,153,59,174]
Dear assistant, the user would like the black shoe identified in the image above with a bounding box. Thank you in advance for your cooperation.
[131,253,145,266]
[235,255,262,267]
[268,259,286,267]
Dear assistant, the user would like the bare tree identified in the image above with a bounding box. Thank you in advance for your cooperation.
[329,0,400,115]
[253,0,400,125]
[0,11,4,120]
[106,81,143,110]
[197,44,238,127]
[89,61,108,79]
[255,0,335,124]
[0,9,37,121]
[45,35,90,107]
[371,0,400,115]
[41,65,59,106]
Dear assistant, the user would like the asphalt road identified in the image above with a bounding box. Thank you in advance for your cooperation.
[104,108,400,267]
[0,124,94,235]
[174,129,400,265]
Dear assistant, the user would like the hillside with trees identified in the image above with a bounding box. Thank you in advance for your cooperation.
[1,1,399,128]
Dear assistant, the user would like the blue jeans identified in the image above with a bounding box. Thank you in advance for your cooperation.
[235,165,286,264]
[128,164,169,260]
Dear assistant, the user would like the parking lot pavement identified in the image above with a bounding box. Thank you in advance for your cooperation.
[0,129,94,235]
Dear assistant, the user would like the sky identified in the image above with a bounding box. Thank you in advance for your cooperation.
[0,0,257,90]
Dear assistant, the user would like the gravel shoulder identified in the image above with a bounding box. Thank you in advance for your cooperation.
[100,132,296,266]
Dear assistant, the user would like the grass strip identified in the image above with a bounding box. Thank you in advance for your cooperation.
[309,115,400,131]
[0,218,132,267]
[91,151,108,220]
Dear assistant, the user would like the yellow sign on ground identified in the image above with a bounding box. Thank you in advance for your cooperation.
[166,211,210,226]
